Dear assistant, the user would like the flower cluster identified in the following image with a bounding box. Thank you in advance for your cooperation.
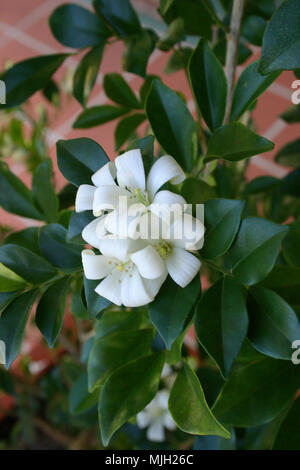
[76,149,204,307]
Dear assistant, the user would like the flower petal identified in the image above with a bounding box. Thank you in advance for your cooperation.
[93,185,130,216]
[82,249,114,279]
[91,161,116,187]
[142,271,167,299]
[166,248,200,288]
[121,266,153,307]
[98,237,144,262]
[95,270,122,306]
[131,245,165,279]
[82,217,106,248]
[152,190,186,207]
[147,421,165,442]
[136,411,150,428]
[147,155,185,200]
[163,412,177,431]
[75,185,96,212]
[115,149,146,191]
[170,214,205,250]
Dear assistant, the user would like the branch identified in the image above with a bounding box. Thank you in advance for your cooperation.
[223,0,245,124]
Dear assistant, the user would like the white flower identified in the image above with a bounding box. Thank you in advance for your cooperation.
[82,238,167,307]
[136,390,176,442]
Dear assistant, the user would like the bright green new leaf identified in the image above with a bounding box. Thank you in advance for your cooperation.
[0,263,27,293]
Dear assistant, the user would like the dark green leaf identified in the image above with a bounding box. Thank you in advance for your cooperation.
[282,220,300,266]
[115,113,146,150]
[4,227,40,254]
[123,29,157,77]
[57,137,109,186]
[162,0,213,39]
[248,286,300,360]
[73,46,103,107]
[0,54,67,108]
[225,217,288,285]
[88,328,153,391]
[95,309,149,339]
[259,0,300,74]
[73,105,128,129]
[84,277,111,318]
[242,15,266,46]
[195,277,248,378]
[206,122,274,162]
[146,79,197,171]
[32,158,59,223]
[0,289,38,368]
[231,61,280,121]
[169,362,230,438]
[103,73,141,109]
[49,3,110,48]
[69,371,99,415]
[93,0,142,37]
[99,352,164,446]
[281,168,300,197]
[213,358,300,427]
[189,39,227,131]
[149,275,201,349]
[181,178,216,207]
[280,104,300,123]
[201,199,244,259]
[67,211,95,244]
[194,432,236,450]
[36,276,71,347]
[275,138,300,167]
[243,176,280,195]
[157,18,185,51]
[164,47,192,74]
[0,291,23,314]
[273,397,300,450]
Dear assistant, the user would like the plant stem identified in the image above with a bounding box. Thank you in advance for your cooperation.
[223,0,245,124]
[196,253,233,277]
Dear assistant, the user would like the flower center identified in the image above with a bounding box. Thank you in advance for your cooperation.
[155,241,173,259]
[132,187,150,206]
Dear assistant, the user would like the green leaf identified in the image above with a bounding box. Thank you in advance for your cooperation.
[273,397,300,450]
[99,352,164,446]
[231,61,280,121]
[49,3,110,48]
[35,277,71,347]
[281,168,300,197]
[73,105,128,129]
[164,47,192,75]
[280,104,300,123]
[115,113,146,150]
[95,309,149,339]
[39,224,82,273]
[103,73,141,109]
[0,289,38,368]
[88,328,153,391]
[57,137,109,186]
[0,54,67,108]
[195,277,248,379]
[181,178,216,206]
[194,432,236,450]
[123,29,157,77]
[242,15,266,47]
[225,217,288,285]
[162,0,213,39]
[282,220,300,267]
[73,46,103,107]
[201,199,244,260]
[0,162,43,220]
[149,275,201,349]
[93,0,141,37]
[4,227,41,255]
[71,276,88,319]
[32,159,59,223]
[69,371,99,415]
[0,244,57,285]
[259,0,300,74]
[146,79,197,172]
[206,122,274,162]
[84,277,111,318]
[275,138,300,167]
[157,18,185,51]
[169,362,230,438]
[67,211,94,245]
[248,286,300,360]
[0,291,23,314]
[0,368,15,395]
[213,358,300,427]
[189,39,227,132]
[0,263,27,292]
[243,176,280,195]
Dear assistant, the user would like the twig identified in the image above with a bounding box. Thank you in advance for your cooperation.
[223,0,245,124]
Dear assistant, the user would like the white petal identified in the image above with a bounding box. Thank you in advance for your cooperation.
[82,250,114,279]
[121,266,153,307]
[147,155,185,200]
[75,185,96,212]
[156,390,169,409]
[115,149,146,191]
[91,161,116,187]
[169,214,205,251]
[142,271,167,299]
[95,270,122,306]
[147,421,165,442]
[131,246,165,279]
[82,217,106,248]
[105,204,147,239]
[152,190,186,207]
[163,412,177,431]
[93,185,130,216]
[161,364,172,379]
[166,248,200,288]
[98,237,143,262]
[136,411,150,428]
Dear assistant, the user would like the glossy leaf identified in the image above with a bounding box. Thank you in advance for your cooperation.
[242,15,266,47]
[146,79,197,171]
[0,289,39,368]
[95,309,149,340]
[201,199,244,260]
[0,263,27,292]
[181,178,216,206]
[69,371,99,415]
[115,113,146,150]
[149,275,201,349]
[123,29,157,77]
[195,277,248,378]
[99,352,164,446]
[206,122,274,162]
[57,137,109,186]
[169,362,230,438]
[162,0,213,39]
[73,46,103,107]
[282,220,300,267]
[67,211,95,245]
[275,138,300,167]
[225,217,288,285]
[88,328,153,391]
[73,105,128,129]
[32,159,59,223]
[248,286,300,360]
[84,277,111,318]
[93,0,142,37]
[103,73,141,109]
[35,277,71,347]
[189,39,227,131]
